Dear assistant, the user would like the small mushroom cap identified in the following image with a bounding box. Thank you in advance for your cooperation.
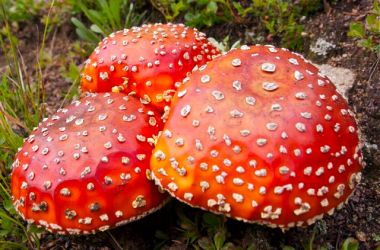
[11,93,168,234]
[80,23,220,111]
[150,45,363,229]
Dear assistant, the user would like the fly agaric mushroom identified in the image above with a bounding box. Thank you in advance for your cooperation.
[80,23,220,111]
[11,93,167,234]
[150,45,363,228]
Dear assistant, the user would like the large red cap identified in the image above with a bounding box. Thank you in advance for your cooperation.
[11,93,168,234]
[80,23,220,111]
[150,45,364,229]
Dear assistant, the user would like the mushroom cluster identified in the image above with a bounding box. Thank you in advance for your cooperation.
[11,23,219,234]
[11,23,363,235]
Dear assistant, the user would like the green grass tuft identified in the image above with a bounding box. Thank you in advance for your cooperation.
[71,0,148,46]
[0,1,59,248]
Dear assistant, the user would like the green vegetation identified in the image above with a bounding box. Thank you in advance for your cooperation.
[340,238,359,250]
[0,1,53,247]
[208,35,241,53]
[0,0,73,34]
[151,0,323,50]
[348,0,380,55]
[71,0,147,45]
[196,214,234,250]
[234,0,323,50]
[150,0,240,28]
[0,0,49,23]
[155,207,238,250]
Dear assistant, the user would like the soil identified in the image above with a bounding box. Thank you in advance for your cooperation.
[5,0,379,249]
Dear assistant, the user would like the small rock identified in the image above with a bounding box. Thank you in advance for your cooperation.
[356,231,367,242]
[316,64,356,99]
[310,38,336,56]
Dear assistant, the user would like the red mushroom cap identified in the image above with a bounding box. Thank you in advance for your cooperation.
[80,23,220,111]
[150,45,363,228]
[11,93,168,234]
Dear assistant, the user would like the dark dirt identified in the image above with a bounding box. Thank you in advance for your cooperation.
[6,0,379,249]
[1,21,83,113]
